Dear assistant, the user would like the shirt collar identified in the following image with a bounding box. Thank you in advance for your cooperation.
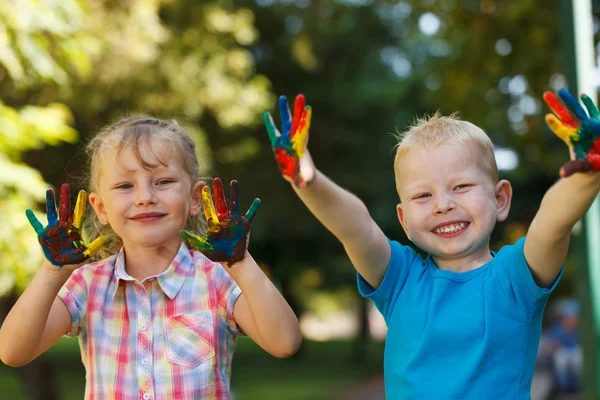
[111,241,194,300]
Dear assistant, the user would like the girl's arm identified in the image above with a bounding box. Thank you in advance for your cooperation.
[0,260,72,366]
[229,252,302,358]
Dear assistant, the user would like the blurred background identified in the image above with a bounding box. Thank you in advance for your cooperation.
[0,0,599,399]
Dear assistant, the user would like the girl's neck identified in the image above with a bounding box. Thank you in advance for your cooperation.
[122,238,183,281]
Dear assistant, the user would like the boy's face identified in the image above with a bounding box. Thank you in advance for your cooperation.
[395,142,512,267]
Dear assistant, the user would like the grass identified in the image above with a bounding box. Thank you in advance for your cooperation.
[0,337,384,400]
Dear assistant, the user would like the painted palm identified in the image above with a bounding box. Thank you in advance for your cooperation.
[543,88,600,177]
[26,184,111,266]
[179,178,260,266]
[264,94,312,187]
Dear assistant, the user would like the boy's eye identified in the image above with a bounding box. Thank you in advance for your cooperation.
[413,193,431,200]
[454,184,471,190]
[157,179,174,185]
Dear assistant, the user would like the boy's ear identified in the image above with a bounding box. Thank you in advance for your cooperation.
[88,192,109,225]
[396,203,411,240]
[189,180,206,217]
[495,179,513,222]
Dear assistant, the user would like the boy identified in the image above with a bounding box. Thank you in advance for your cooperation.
[263,91,600,399]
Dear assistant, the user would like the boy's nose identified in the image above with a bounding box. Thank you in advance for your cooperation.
[433,196,456,215]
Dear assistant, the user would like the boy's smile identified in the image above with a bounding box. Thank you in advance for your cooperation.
[395,141,512,272]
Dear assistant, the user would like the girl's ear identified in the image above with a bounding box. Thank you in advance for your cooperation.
[190,181,206,217]
[495,179,513,222]
[89,192,109,225]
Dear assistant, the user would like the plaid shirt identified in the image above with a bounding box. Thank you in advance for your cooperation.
[58,242,242,400]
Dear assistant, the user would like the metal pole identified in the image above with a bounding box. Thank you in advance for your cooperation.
[560,1,600,397]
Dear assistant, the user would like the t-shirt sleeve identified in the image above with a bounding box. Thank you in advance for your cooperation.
[213,262,243,335]
[495,237,563,321]
[357,238,420,320]
[57,268,89,337]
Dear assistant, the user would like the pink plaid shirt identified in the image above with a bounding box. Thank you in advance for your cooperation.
[58,242,242,400]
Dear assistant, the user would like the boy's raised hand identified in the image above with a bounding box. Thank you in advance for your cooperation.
[26,184,112,267]
[543,88,600,177]
[179,178,260,267]
[264,94,315,187]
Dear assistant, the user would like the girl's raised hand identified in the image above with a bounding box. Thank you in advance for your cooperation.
[264,94,315,187]
[26,184,112,267]
[543,89,600,177]
[179,178,260,267]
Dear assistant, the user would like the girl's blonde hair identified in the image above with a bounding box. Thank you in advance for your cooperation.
[82,116,207,259]
[393,112,498,183]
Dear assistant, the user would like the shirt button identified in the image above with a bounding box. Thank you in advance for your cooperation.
[140,324,147,331]
[143,393,151,400]
[142,358,149,365]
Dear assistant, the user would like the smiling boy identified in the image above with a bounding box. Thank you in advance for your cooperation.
[263,92,600,399]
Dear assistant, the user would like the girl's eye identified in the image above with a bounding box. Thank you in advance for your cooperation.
[116,184,133,189]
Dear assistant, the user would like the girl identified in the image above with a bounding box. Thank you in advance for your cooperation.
[0,117,302,399]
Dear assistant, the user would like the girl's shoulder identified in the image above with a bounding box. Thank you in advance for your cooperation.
[72,253,118,279]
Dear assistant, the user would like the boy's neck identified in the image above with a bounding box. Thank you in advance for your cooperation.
[431,244,494,273]
[122,239,182,281]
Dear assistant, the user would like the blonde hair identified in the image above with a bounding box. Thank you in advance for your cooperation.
[394,112,498,182]
[82,116,208,259]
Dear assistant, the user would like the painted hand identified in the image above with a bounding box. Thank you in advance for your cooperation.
[179,178,260,267]
[543,88,600,177]
[264,94,314,187]
[26,184,112,266]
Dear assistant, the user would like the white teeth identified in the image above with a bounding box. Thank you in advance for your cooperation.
[434,222,468,234]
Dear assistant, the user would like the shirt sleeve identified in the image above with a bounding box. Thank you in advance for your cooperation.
[213,262,243,335]
[357,238,421,321]
[57,268,89,337]
[495,237,563,321]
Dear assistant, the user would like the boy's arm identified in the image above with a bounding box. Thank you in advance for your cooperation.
[527,89,600,287]
[292,169,391,288]
[525,173,600,288]
[264,95,390,288]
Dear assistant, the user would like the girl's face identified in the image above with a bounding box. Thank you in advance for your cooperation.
[89,139,203,251]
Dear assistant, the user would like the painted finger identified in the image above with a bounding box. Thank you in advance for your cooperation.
[558,89,588,122]
[244,198,261,224]
[59,184,71,224]
[26,209,45,235]
[545,114,576,147]
[581,94,600,120]
[290,94,306,139]
[278,96,292,137]
[212,178,229,220]
[84,235,112,257]
[202,186,220,231]
[230,180,240,218]
[544,91,578,128]
[73,190,87,229]
[179,230,214,252]
[264,112,280,148]
[293,106,312,158]
[46,189,58,226]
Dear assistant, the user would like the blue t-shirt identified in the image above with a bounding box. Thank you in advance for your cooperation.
[358,237,562,400]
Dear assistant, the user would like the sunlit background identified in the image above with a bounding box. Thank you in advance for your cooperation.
[1,1,598,399]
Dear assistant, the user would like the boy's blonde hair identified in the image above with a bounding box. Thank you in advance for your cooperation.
[82,116,208,260]
[394,112,498,184]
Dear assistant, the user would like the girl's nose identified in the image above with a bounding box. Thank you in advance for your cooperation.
[135,185,157,206]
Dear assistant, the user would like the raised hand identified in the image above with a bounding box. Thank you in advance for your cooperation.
[543,88,600,177]
[264,94,314,187]
[179,178,260,267]
[26,184,112,266]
